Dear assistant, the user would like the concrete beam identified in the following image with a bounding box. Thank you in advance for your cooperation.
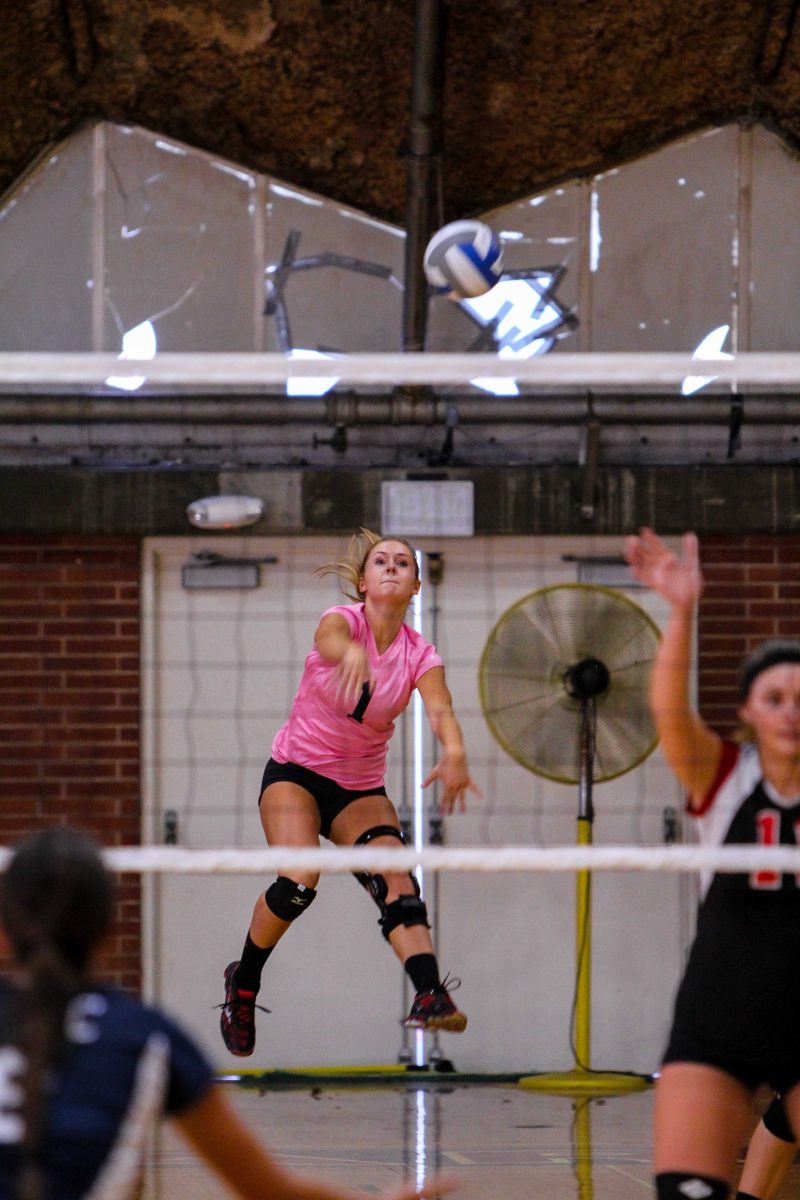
[1,464,799,536]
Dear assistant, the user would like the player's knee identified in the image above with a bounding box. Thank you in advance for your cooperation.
[352,823,405,901]
[350,823,429,939]
[381,870,422,899]
[265,875,317,922]
[656,1173,730,1200]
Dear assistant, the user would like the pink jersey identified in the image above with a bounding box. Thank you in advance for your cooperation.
[271,603,443,789]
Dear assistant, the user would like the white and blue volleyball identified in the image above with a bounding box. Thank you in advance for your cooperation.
[423,219,503,300]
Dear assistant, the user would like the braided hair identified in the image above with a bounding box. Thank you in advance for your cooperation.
[1,829,114,1200]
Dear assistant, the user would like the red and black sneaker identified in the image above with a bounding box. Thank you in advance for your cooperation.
[403,976,467,1033]
[218,961,269,1056]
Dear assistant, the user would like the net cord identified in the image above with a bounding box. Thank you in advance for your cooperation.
[3,351,800,388]
[0,844,798,874]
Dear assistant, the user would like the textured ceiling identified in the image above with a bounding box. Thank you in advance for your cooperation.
[4,1,800,223]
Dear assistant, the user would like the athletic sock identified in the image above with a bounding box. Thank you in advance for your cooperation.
[404,953,441,993]
[234,933,274,993]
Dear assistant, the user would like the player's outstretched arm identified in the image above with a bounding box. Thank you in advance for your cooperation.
[417,666,480,814]
[623,528,723,805]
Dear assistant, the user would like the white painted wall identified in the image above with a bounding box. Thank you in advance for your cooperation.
[141,534,692,1074]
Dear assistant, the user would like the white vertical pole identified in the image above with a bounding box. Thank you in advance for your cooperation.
[411,548,426,1066]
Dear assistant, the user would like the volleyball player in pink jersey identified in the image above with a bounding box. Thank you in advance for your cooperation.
[219,530,478,1056]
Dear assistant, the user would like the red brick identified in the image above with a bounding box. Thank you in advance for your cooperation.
[0,643,62,658]
[47,621,119,637]
[748,566,800,582]
[0,602,63,619]
[0,535,141,991]
[0,622,41,636]
[701,618,776,637]
[699,601,748,618]
[62,779,139,797]
[61,566,138,583]
[749,602,800,618]
[700,545,777,564]
[63,604,137,619]
[64,639,139,654]
[44,654,121,670]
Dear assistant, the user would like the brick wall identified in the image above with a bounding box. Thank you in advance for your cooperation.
[698,534,800,736]
[0,536,141,989]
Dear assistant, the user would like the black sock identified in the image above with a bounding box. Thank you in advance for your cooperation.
[404,953,441,993]
[234,934,274,993]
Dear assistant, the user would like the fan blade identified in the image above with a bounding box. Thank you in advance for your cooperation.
[480,583,660,783]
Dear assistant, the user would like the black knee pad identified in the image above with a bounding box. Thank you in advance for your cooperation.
[265,876,317,922]
[380,894,430,940]
[352,823,406,897]
[657,1173,730,1200]
[352,825,428,938]
[763,1093,795,1143]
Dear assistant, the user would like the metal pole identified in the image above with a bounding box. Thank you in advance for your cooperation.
[397,708,414,1066]
[425,552,453,1070]
[574,698,595,1070]
[402,0,446,352]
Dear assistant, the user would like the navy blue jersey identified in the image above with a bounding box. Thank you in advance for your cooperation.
[664,741,800,1089]
[0,981,214,1200]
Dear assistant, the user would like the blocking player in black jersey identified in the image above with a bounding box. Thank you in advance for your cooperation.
[0,828,454,1200]
[625,529,800,1200]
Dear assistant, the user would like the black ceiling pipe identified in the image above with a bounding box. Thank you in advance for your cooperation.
[401,0,446,353]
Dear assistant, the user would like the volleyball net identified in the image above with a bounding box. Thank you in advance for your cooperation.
[2,350,800,389]
[0,844,796,875]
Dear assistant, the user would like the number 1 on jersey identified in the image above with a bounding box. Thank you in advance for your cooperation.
[347,682,372,724]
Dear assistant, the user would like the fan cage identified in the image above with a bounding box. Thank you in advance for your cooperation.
[478,583,661,785]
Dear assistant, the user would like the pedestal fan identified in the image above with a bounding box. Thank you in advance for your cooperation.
[479,582,660,1094]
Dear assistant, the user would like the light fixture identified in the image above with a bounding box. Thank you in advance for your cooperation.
[186,495,264,530]
[181,550,278,590]
[561,554,642,589]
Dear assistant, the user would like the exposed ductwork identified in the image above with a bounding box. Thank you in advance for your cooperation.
[401,0,447,353]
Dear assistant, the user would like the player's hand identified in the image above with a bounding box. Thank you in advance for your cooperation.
[385,1172,460,1200]
[623,528,703,610]
[334,641,372,706]
[423,751,481,814]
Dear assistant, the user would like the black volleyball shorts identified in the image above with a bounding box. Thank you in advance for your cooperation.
[258,757,388,839]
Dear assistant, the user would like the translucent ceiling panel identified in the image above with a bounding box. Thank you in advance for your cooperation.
[263,181,405,354]
[0,125,94,350]
[426,182,582,359]
[591,127,739,354]
[750,126,800,351]
[102,124,260,353]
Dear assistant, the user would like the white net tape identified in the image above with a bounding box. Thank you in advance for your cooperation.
[3,351,800,389]
[1,844,799,874]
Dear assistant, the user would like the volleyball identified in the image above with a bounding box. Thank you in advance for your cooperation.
[423,219,503,300]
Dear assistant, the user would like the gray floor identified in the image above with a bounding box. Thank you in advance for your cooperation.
[141,1080,795,1200]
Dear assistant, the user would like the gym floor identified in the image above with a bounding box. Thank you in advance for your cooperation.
[140,1080,794,1200]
